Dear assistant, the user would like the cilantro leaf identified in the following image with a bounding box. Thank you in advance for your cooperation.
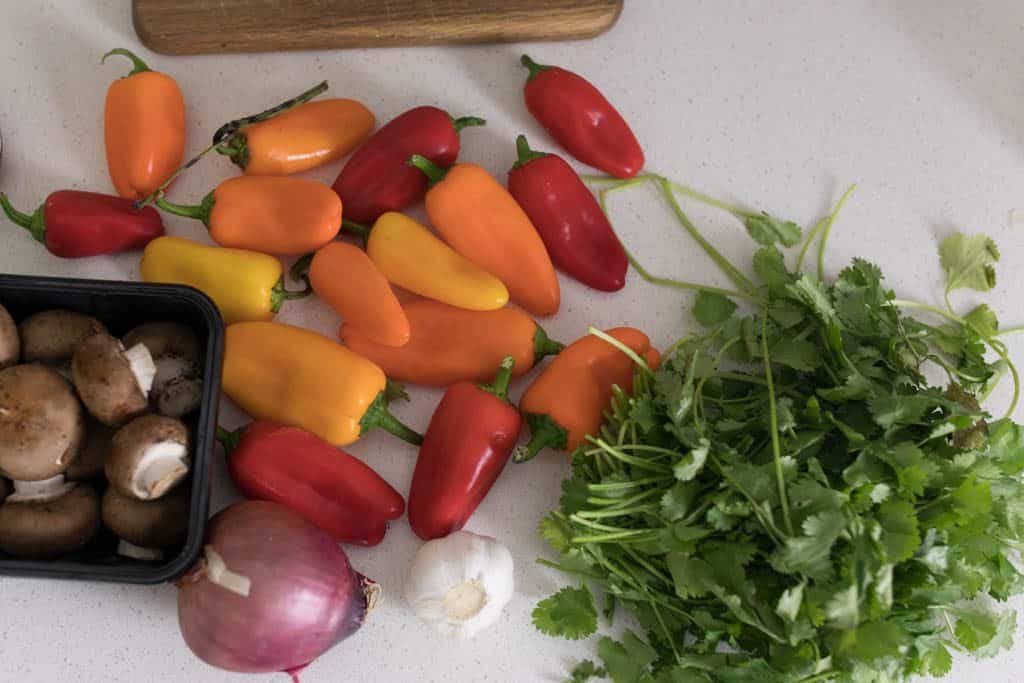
[987,418,1024,475]
[598,631,656,683]
[533,586,598,640]
[565,660,605,683]
[876,499,921,563]
[952,606,1001,652]
[964,303,999,337]
[673,439,709,482]
[693,291,737,327]
[743,213,802,247]
[940,233,999,297]
[770,338,822,371]
[540,514,573,553]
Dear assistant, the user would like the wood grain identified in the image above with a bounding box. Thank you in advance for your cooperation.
[132,0,623,55]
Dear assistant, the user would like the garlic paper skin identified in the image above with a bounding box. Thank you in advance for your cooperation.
[404,530,514,638]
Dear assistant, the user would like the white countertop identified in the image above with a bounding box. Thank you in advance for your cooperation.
[2,1,1024,681]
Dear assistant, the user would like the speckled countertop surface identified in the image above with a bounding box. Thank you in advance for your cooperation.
[1,1,1024,681]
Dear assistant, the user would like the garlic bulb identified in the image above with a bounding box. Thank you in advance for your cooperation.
[404,530,514,638]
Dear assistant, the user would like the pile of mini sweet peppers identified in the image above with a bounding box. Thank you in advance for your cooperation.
[1,48,654,545]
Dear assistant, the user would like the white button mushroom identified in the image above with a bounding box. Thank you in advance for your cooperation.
[0,364,84,482]
[106,414,190,501]
[0,481,100,559]
[71,332,156,427]
[122,322,203,418]
[101,485,189,561]
[404,530,515,639]
[0,303,18,370]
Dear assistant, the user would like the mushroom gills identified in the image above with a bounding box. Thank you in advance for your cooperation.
[133,440,189,499]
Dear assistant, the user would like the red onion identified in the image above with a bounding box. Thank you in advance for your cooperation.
[177,501,378,679]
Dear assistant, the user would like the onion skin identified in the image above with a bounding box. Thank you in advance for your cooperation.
[177,501,372,675]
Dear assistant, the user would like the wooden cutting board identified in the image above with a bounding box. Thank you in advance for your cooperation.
[133,0,623,55]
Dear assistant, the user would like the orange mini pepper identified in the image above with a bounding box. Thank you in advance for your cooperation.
[294,242,410,347]
[515,327,659,462]
[103,48,185,201]
[222,321,421,447]
[155,176,341,256]
[339,299,563,387]
[410,157,560,317]
[217,98,375,176]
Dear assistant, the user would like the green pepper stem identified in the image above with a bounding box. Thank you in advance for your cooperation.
[533,324,565,362]
[408,155,448,187]
[360,392,423,445]
[479,356,515,402]
[450,115,487,133]
[101,48,151,76]
[215,425,246,456]
[289,252,315,284]
[215,134,250,171]
[0,194,45,244]
[340,219,372,245]
[155,191,215,227]
[520,54,551,81]
[384,379,410,403]
[514,413,568,463]
[513,135,548,170]
[270,274,313,314]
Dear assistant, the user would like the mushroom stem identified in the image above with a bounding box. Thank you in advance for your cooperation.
[117,539,165,561]
[132,441,189,500]
[8,475,75,503]
[124,343,157,397]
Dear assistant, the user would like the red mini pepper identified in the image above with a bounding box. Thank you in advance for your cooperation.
[218,421,405,546]
[0,190,163,258]
[507,135,629,292]
[520,54,644,179]
[408,356,522,540]
[332,106,485,224]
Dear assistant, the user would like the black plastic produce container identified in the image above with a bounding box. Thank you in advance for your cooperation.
[0,274,223,583]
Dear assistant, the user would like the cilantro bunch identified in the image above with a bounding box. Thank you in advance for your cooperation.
[535,177,1024,683]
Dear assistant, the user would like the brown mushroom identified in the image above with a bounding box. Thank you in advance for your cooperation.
[0,364,84,481]
[0,482,100,559]
[0,477,7,504]
[71,333,156,426]
[122,322,203,418]
[66,418,116,482]
[19,310,107,366]
[102,485,189,560]
[107,414,190,501]
[0,303,18,370]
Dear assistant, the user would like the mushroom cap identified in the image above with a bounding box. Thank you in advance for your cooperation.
[71,333,149,427]
[107,414,190,500]
[0,483,100,559]
[156,376,203,418]
[19,310,107,364]
[0,364,84,481]
[123,322,203,415]
[102,485,189,549]
[0,303,18,370]
[66,418,116,482]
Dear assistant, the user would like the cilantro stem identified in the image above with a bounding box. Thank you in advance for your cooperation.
[798,672,838,683]
[816,184,857,281]
[596,185,761,302]
[658,178,759,295]
[575,504,659,519]
[762,310,795,536]
[585,439,674,473]
[587,476,668,491]
[994,324,1024,338]
[571,531,659,544]
[796,216,828,274]
[664,180,751,218]
[589,326,654,374]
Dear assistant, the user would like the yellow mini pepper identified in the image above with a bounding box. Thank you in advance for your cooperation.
[140,236,310,324]
[222,321,422,447]
[346,212,509,311]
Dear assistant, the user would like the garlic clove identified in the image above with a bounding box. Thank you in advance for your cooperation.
[404,530,514,639]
